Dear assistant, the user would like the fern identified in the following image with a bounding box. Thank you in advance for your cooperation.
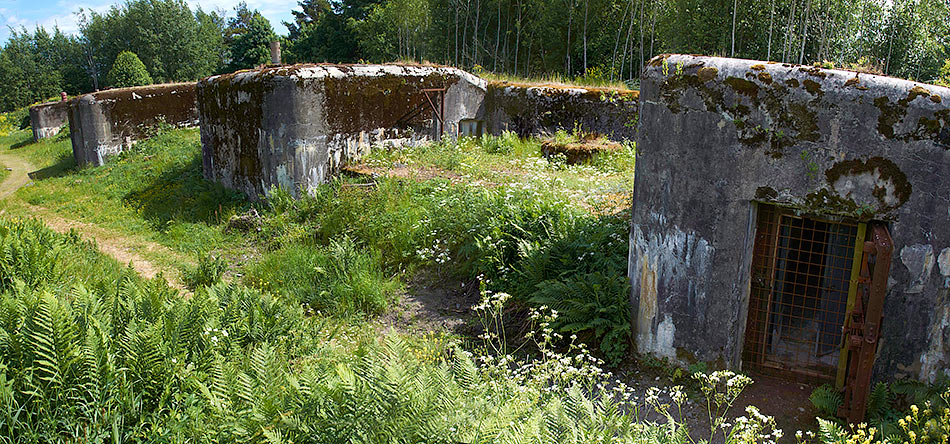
[817,418,848,443]
[866,382,893,420]
[810,384,844,418]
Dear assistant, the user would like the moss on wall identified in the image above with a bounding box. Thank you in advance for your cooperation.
[94,83,198,140]
[486,81,639,140]
[874,86,950,144]
[323,71,460,134]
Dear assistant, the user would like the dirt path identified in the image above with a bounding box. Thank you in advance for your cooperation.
[0,150,187,290]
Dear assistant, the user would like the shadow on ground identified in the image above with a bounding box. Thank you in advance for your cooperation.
[29,153,76,180]
[124,156,247,228]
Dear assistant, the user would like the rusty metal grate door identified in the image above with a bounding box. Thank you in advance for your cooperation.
[743,204,862,382]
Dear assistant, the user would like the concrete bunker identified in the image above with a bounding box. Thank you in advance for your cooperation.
[197,64,488,198]
[29,99,70,141]
[485,82,639,141]
[630,54,950,418]
[68,82,198,166]
[197,64,640,199]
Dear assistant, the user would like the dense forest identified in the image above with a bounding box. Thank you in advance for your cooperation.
[1,0,949,111]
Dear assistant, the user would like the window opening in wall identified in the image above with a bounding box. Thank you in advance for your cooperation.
[743,203,861,383]
[458,119,484,138]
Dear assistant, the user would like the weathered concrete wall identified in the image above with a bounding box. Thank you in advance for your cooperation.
[485,83,639,141]
[198,64,487,199]
[29,100,70,141]
[68,83,198,166]
[630,54,950,382]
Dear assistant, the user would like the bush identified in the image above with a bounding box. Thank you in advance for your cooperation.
[515,215,631,363]
[107,51,153,88]
[0,214,789,444]
[244,237,400,317]
[936,59,950,87]
[181,253,228,290]
[260,178,633,361]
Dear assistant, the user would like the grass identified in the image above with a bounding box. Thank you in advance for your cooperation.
[244,238,402,317]
[0,119,636,358]
[0,216,798,444]
[0,128,248,263]
[359,130,636,214]
[474,67,636,91]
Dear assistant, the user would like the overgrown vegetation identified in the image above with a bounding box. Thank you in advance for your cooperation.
[809,379,950,442]
[0,216,795,443]
[3,113,949,441]
[1,123,635,362]
[181,253,228,290]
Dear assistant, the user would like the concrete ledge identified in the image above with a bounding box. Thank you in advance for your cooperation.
[198,64,487,199]
[29,100,69,141]
[629,54,950,381]
[486,82,639,141]
[68,83,198,166]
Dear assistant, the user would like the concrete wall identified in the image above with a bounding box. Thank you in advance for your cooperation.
[29,100,70,141]
[630,54,950,382]
[198,64,487,199]
[485,83,639,141]
[68,83,198,166]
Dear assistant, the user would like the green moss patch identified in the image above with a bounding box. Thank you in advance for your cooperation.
[725,77,759,97]
[825,156,911,210]
[697,67,719,82]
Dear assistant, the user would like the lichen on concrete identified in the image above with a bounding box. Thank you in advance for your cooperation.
[29,100,69,141]
[631,54,950,382]
[198,64,488,199]
[68,82,198,166]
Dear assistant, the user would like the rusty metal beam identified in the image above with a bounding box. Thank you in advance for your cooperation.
[838,223,892,423]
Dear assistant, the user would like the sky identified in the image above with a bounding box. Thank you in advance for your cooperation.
[0,0,299,43]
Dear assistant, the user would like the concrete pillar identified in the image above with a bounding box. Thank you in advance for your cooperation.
[269,41,281,65]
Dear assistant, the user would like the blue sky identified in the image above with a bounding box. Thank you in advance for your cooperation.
[0,0,299,43]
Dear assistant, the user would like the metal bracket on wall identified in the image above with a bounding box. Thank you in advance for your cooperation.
[393,88,446,139]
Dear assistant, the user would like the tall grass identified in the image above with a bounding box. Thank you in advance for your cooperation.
[4,124,635,363]
[258,174,632,362]
[244,238,401,317]
[0,215,796,444]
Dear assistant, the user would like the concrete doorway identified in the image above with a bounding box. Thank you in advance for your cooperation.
[743,204,862,383]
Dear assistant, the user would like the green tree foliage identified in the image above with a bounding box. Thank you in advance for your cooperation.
[106,51,153,88]
[78,0,225,86]
[2,0,949,111]
[283,0,950,83]
[224,3,277,71]
[0,28,87,112]
[351,0,430,61]
[283,0,383,63]
[936,59,950,87]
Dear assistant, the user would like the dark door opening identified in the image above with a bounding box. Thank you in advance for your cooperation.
[743,204,861,383]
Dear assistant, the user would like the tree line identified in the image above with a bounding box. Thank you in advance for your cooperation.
[2,0,949,112]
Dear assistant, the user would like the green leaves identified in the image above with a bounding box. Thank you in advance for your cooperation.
[224,4,277,72]
[106,51,153,88]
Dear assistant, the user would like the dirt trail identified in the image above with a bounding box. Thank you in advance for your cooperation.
[0,150,187,290]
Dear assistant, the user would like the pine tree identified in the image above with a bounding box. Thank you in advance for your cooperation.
[225,3,277,71]
[106,51,153,88]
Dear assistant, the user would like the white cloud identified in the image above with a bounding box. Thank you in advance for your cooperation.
[0,2,112,41]
[189,0,298,33]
